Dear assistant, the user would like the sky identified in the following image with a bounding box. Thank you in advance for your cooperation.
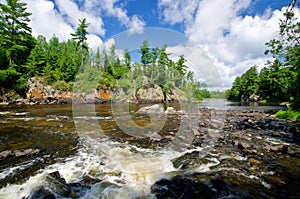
[2,0,299,89]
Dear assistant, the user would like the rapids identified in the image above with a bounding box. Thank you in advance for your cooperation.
[0,100,299,198]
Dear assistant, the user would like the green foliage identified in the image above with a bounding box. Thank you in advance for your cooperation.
[52,80,72,91]
[139,40,151,67]
[97,72,116,90]
[71,18,89,67]
[117,77,132,92]
[264,2,300,110]
[0,0,34,66]
[0,68,19,88]
[74,64,101,92]
[26,35,81,84]
[276,109,300,121]
[227,66,259,100]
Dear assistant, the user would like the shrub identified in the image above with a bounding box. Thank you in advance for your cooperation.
[53,80,69,91]
[276,109,300,121]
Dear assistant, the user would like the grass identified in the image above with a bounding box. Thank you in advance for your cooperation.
[275,109,300,122]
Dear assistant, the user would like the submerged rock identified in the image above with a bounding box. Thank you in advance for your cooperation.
[0,148,40,160]
[151,176,215,199]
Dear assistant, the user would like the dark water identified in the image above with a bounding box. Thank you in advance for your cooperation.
[0,100,295,198]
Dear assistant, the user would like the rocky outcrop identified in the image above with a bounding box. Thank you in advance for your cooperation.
[136,84,164,103]
[0,87,22,104]
[27,77,73,104]
[26,78,118,104]
[0,77,190,105]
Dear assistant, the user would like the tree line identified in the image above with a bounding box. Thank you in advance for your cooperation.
[0,0,207,100]
[226,1,300,110]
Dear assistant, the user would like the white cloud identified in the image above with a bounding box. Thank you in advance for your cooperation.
[54,0,105,36]
[167,43,224,90]
[210,9,284,65]
[24,0,74,41]
[87,34,103,50]
[84,0,145,34]
[158,0,199,26]
[158,0,300,88]
[187,0,251,43]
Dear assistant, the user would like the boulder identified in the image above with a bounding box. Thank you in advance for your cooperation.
[165,107,177,114]
[136,84,164,103]
[249,94,260,102]
[29,171,90,198]
[165,88,189,102]
[136,104,164,114]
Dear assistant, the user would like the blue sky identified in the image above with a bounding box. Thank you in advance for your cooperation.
[2,0,297,89]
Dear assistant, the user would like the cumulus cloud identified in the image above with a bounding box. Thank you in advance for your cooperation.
[158,0,199,26]
[167,43,224,90]
[55,0,105,36]
[186,0,251,43]
[158,0,299,88]
[83,0,145,34]
[23,0,74,41]
[206,9,284,65]
[17,0,145,48]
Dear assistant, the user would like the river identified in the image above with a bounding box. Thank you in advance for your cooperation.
[0,100,299,198]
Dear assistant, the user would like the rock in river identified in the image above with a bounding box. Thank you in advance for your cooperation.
[151,176,215,199]
[136,104,164,114]
[28,171,90,199]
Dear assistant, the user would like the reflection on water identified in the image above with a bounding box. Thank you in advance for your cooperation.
[201,99,283,110]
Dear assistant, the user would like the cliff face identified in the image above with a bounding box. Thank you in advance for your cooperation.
[21,77,188,104]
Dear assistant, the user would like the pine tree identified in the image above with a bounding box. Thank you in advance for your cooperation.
[71,18,89,67]
[0,0,34,67]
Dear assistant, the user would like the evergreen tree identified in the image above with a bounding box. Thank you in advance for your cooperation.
[0,0,34,67]
[71,18,89,67]
[124,49,131,69]
[139,40,151,71]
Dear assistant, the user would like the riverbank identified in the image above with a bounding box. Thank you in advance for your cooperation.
[0,77,193,105]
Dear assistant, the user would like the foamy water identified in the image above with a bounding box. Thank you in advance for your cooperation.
[0,134,183,199]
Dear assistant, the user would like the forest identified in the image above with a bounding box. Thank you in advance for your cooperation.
[0,0,211,101]
[226,1,300,111]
